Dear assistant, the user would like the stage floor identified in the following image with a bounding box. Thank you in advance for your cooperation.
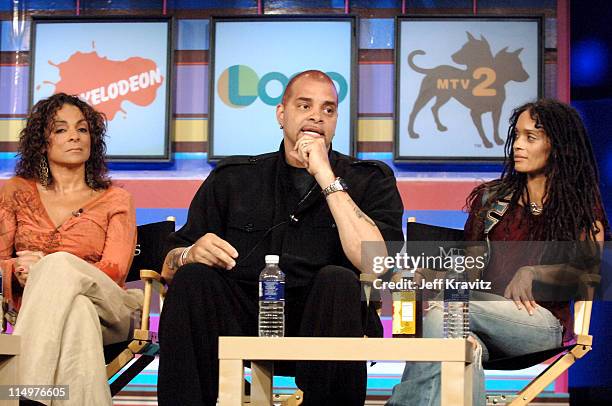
[111,356,569,405]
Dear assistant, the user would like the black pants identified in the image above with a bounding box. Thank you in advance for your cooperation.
[158,264,379,406]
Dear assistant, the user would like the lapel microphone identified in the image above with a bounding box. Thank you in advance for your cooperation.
[72,208,84,217]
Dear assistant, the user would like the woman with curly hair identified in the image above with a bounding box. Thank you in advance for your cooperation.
[0,93,139,405]
[388,99,608,406]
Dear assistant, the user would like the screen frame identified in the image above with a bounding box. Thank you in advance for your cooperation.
[208,15,358,162]
[393,15,543,164]
[29,15,174,162]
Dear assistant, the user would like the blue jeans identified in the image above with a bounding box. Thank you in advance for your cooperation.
[386,291,563,406]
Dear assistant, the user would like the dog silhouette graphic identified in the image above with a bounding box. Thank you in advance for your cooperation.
[407,32,529,148]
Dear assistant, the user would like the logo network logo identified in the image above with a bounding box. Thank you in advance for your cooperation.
[218,65,348,108]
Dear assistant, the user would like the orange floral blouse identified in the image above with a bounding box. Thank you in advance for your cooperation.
[0,176,136,308]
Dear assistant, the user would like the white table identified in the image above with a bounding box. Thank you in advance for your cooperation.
[218,337,473,406]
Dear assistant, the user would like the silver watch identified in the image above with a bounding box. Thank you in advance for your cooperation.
[322,177,348,197]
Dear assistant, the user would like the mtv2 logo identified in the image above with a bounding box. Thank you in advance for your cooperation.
[407,33,529,148]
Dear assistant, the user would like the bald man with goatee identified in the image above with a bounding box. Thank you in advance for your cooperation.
[158,70,404,406]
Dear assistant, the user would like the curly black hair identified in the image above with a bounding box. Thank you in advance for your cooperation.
[15,93,111,190]
[467,99,609,241]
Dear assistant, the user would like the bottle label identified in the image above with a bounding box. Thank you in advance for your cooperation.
[259,280,285,301]
[392,290,416,335]
[445,287,469,303]
[401,302,415,322]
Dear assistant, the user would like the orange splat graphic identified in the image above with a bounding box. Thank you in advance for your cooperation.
[46,51,164,120]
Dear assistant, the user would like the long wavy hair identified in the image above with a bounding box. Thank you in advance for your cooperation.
[15,93,111,190]
[467,99,608,241]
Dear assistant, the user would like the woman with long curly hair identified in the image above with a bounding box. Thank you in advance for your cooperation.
[388,99,608,406]
[0,93,139,405]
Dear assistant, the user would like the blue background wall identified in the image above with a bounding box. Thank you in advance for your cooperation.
[568,0,612,403]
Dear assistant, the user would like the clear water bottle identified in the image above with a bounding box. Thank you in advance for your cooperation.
[443,266,470,339]
[258,255,285,337]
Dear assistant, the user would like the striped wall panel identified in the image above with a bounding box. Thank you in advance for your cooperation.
[0,12,560,155]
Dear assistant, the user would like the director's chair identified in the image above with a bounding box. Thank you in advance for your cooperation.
[405,219,598,406]
[105,218,175,396]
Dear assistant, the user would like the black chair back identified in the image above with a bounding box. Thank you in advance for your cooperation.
[405,222,465,268]
[127,220,175,283]
[406,221,464,242]
[406,221,571,370]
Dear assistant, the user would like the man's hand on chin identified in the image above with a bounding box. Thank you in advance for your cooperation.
[294,136,334,185]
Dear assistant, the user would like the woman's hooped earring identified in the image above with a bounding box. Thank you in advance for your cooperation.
[279,124,283,129]
[39,157,49,186]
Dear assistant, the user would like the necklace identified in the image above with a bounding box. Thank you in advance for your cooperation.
[529,202,543,216]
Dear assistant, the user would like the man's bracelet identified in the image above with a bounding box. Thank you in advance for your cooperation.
[179,245,194,267]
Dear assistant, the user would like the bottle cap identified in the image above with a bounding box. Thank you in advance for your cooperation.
[265,255,280,264]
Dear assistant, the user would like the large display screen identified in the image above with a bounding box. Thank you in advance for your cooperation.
[395,16,542,162]
[31,17,173,161]
[209,16,356,160]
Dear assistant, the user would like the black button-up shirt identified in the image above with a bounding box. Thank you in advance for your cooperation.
[168,143,405,288]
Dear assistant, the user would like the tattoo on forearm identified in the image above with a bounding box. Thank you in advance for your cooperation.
[349,198,376,227]
[165,248,183,270]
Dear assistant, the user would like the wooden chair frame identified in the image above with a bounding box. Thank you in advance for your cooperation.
[105,218,173,396]
[105,268,167,396]
[489,278,596,406]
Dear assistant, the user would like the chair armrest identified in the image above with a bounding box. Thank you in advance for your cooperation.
[359,273,378,284]
[140,269,163,282]
[140,269,167,298]
[139,269,167,331]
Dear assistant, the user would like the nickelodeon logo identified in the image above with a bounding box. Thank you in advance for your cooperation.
[79,69,163,106]
[42,50,164,121]
[218,65,348,107]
